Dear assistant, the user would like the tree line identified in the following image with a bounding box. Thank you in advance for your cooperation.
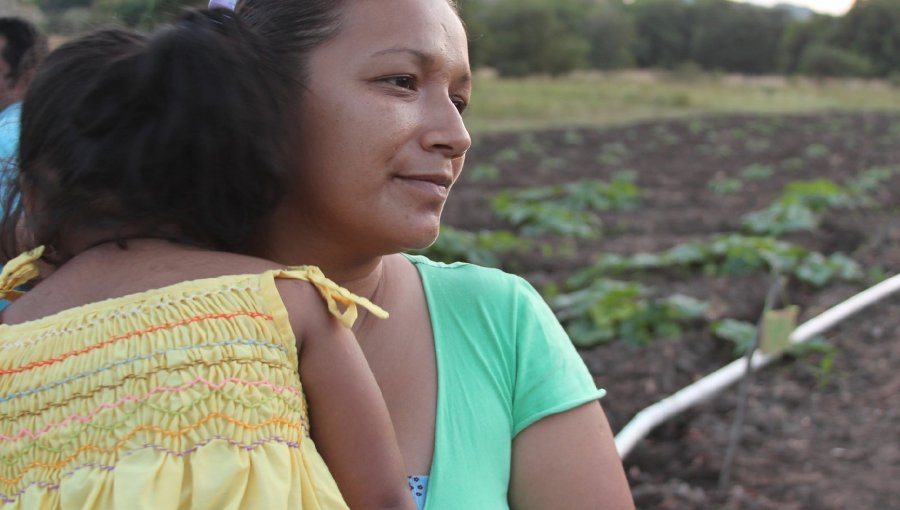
[25,0,900,78]
[459,0,900,78]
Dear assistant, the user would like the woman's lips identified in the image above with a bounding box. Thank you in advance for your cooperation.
[395,173,452,199]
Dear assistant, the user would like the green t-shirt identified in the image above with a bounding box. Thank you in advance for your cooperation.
[405,255,606,510]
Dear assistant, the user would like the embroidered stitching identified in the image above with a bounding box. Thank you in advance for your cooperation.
[0,285,260,352]
[0,338,290,405]
[0,311,273,376]
[0,414,304,484]
[1,377,304,442]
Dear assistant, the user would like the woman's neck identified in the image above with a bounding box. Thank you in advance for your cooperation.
[274,249,393,337]
[254,210,396,298]
[258,238,388,300]
[327,256,387,302]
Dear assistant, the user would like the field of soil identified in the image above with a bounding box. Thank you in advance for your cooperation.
[438,112,900,509]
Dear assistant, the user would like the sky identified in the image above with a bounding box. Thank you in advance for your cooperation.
[734,0,855,16]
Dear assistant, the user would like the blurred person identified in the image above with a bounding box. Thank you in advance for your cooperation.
[0,17,47,171]
[235,0,636,508]
[0,9,417,509]
[0,17,46,311]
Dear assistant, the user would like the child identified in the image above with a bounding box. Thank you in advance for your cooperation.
[0,10,415,510]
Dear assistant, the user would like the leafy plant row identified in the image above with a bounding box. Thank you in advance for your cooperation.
[547,279,708,347]
[490,171,640,238]
[742,169,897,236]
[569,234,863,289]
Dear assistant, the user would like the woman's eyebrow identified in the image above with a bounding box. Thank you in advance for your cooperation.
[369,47,435,66]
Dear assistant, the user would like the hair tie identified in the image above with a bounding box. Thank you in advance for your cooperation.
[208,0,236,10]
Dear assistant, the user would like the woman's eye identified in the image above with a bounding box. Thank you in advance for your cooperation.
[452,97,468,114]
[384,75,415,89]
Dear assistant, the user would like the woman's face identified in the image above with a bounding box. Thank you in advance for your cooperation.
[280,0,472,257]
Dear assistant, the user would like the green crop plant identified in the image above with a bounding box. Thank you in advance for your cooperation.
[517,132,543,155]
[713,319,838,386]
[742,203,821,235]
[493,148,520,164]
[699,144,733,159]
[568,234,863,289]
[709,177,743,194]
[540,156,566,171]
[847,166,898,199]
[804,143,830,159]
[468,163,501,182]
[712,319,758,355]
[740,163,774,181]
[867,265,889,285]
[688,119,708,135]
[888,122,900,137]
[652,125,681,145]
[741,179,854,236]
[790,337,839,389]
[795,252,862,287]
[729,128,748,141]
[490,172,640,239]
[779,157,805,172]
[749,121,777,137]
[744,138,771,153]
[549,279,708,347]
[562,129,584,146]
[742,173,895,237]
[595,142,630,167]
[490,197,600,238]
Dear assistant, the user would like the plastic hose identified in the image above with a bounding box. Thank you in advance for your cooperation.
[614,273,900,459]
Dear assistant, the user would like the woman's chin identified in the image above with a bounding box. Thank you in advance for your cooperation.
[396,223,442,252]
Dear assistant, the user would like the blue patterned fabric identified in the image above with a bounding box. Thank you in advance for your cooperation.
[408,475,429,510]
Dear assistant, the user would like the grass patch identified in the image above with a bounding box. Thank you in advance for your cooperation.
[464,70,900,133]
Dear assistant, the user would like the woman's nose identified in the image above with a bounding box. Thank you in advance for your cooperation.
[421,96,472,159]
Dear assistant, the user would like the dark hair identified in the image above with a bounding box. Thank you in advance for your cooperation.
[236,0,460,90]
[0,9,291,263]
[236,0,345,88]
[0,17,48,86]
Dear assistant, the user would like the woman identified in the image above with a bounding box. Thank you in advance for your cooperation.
[238,0,634,508]
[0,11,415,508]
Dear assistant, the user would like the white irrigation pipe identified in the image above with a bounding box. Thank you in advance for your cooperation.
[615,272,900,459]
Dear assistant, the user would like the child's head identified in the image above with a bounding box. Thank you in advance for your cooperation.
[2,9,290,263]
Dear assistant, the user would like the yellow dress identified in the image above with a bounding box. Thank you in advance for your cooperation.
[0,247,387,509]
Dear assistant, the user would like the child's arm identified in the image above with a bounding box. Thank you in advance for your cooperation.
[277,279,416,510]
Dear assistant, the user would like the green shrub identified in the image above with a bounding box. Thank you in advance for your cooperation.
[797,44,874,77]
[480,0,589,76]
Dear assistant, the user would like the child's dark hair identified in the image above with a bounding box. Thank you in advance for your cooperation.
[1,9,290,263]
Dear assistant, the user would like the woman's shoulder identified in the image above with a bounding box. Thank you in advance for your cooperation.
[402,253,540,308]
[405,253,527,285]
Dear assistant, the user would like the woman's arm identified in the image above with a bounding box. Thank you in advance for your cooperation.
[509,401,634,510]
[279,279,416,510]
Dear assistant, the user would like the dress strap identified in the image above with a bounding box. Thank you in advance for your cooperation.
[274,265,389,328]
[0,246,44,301]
